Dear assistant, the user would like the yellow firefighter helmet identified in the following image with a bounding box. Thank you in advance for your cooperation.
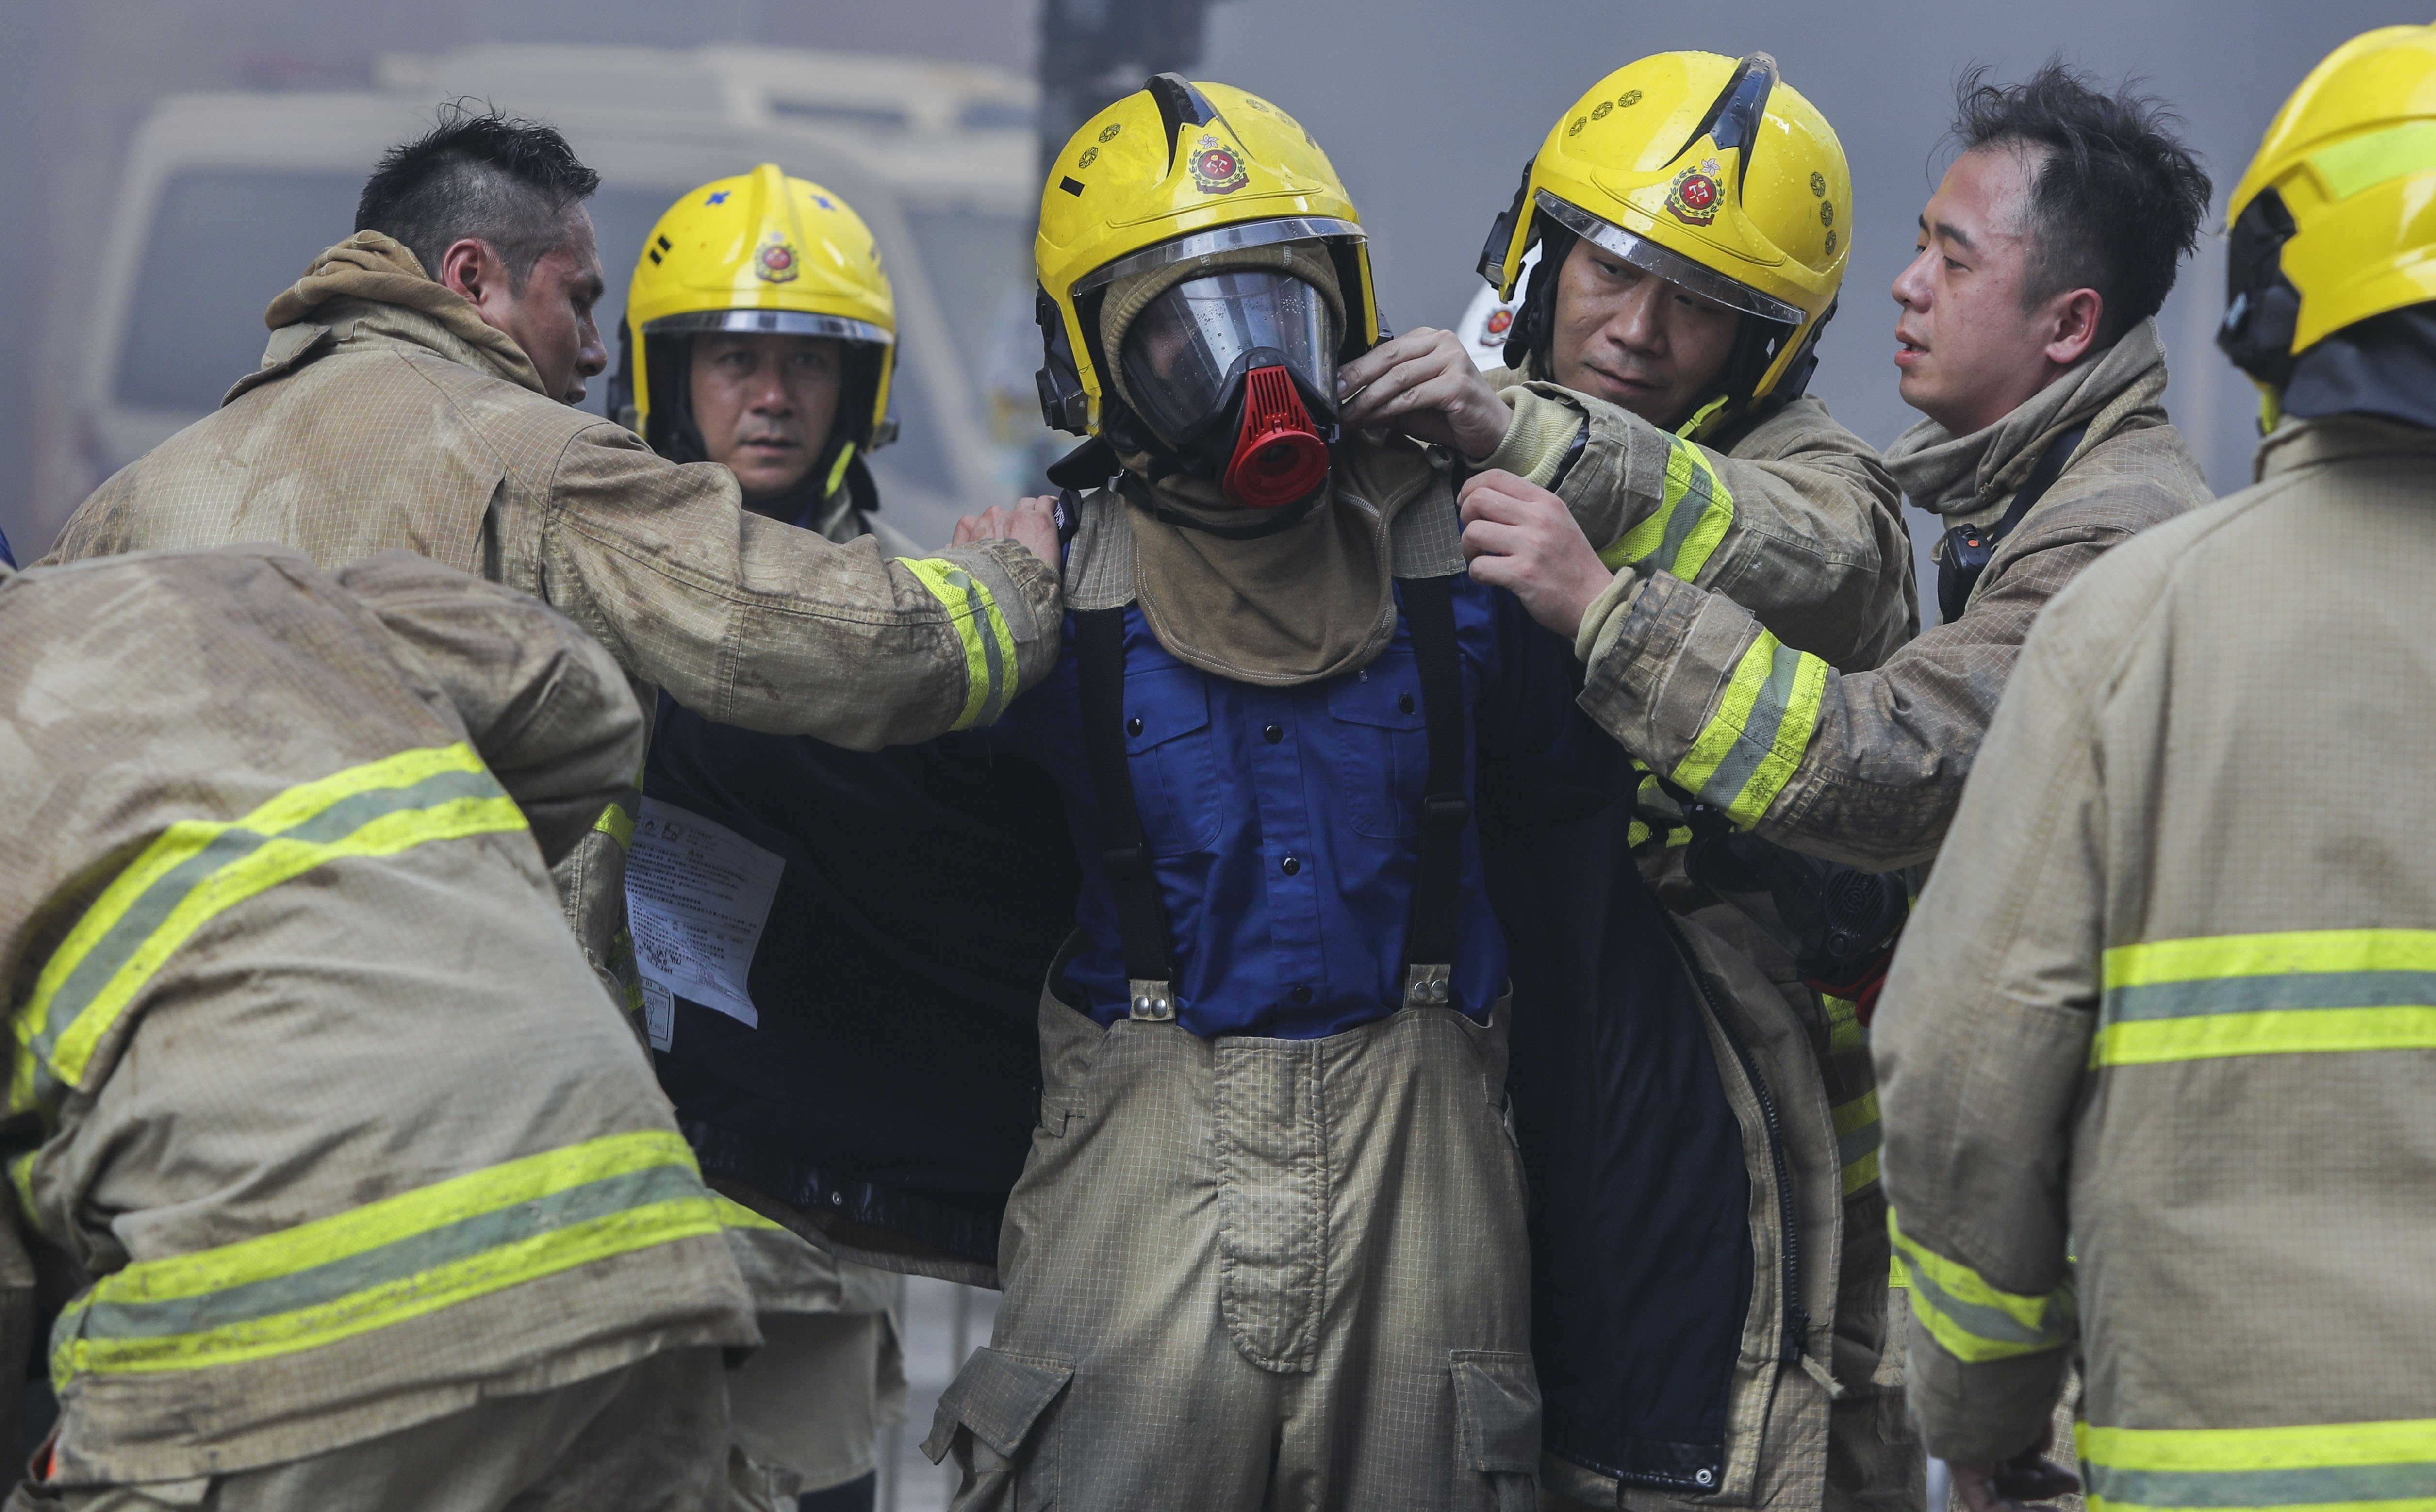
[613,164,896,487]
[1480,52,1850,411]
[1033,73,1381,437]
[2220,24,2436,395]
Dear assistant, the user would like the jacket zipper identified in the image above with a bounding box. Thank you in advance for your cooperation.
[1663,916,1807,1366]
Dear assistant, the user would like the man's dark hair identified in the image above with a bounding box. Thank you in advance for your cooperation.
[355,102,601,287]
[1951,60,2210,342]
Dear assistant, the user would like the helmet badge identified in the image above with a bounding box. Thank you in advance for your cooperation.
[755,234,800,283]
[1667,157,1724,227]
[1188,133,1250,196]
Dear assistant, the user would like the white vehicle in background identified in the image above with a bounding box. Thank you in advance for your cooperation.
[78,44,1056,546]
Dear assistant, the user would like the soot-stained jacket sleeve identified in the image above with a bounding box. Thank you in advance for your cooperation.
[1482,382,1914,671]
[333,550,642,865]
[1573,461,2190,873]
[539,422,1062,747]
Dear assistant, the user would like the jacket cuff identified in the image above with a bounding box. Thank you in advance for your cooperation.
[1575,570,1709,752]
[1480,386,1586,486]
[935,540,1064,692]
[1902,1297,2070,1464]
[1571,567,1642,665]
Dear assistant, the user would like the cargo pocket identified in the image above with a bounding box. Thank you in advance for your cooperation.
[1451,1350,1541,1512]
[920,1347,1072,1512]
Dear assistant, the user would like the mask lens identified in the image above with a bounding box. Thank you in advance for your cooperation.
[1120,269,1337,444]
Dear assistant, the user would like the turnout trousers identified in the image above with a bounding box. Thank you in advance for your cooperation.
[923,991,1542,1512]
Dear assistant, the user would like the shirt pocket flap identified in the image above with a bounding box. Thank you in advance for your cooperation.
[925,1346,1074,1462]
[1122,668,1213,754]
[1324,656,1427,730]
[1451,1349,1542,1474]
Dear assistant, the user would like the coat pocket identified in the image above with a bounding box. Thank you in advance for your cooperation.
[920,1347,1073,1512]
[1451,1349,1541,1512]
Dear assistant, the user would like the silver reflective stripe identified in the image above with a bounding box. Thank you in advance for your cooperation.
[1072,218,1365,295]
[942,566,1009,722]
[2086,1461,2435,1508]
[642,310,893,345]
[1535,191,1806,325]
[1694,642,1804,809]
[1654,443,1724,572]
[2106,970,2436,1025]
[74,1164,702,1345]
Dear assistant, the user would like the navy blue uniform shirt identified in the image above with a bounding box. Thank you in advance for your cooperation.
[996,575,1590,1039]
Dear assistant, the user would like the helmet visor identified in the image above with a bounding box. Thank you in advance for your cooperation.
[1535,190,1806,326]
[1120,270,1338,444]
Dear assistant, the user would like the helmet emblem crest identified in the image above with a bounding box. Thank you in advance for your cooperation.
[755,234,800,283]
[1188,133,1249,196]
[1667,164,1722,226]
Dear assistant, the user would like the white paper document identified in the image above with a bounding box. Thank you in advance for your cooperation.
[625,797,786,1038]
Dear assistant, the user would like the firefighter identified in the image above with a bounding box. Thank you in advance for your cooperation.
[917,73,1596,1510]
[610,166,1078,1512]
[1342,55,1924,1506]
[1875,24,2436,1508]
[39,104,1061,1035]
[0,545,754,1509]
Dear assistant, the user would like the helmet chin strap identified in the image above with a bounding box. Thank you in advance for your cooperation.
[1223,365,1332,507]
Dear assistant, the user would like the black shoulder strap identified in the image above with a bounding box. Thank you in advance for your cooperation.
[1936,420,2089,624]
[1074,607,1178,1021]
[1398,574,1471,1008]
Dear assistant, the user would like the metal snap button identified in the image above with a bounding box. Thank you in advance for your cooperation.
[1281,855,1300,876]
[1263,723,1284,743]
[1126,716,1143,736]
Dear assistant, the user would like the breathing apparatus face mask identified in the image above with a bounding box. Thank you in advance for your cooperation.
[1119,270,1340,508]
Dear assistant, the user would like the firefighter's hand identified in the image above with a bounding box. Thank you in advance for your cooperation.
[1459,469,1614,640]
[1337,328,1514,461]
[1951,1426,2082,1512]
[953,498,1059,572]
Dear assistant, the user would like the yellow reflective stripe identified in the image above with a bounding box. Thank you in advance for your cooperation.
[1628,819,1651,848]
[52,1130,716,1382]
[1825,994,1866,1056]
[1602,436,1736,579]
[2078,1416,2436,1512]
[898,557,1019,730]
[1833,1090,1881,1197]
[14,746,523,1106]
[2311,120,2436,202]
[1668,631,1828,826]
[8,1152,39,1239]
[1888,1211,2072,1362]
[2096,929,2436,1067]
[593,801,635,849]
[712,1194,785,1232]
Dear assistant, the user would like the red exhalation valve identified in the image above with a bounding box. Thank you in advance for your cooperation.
[1222,365,1331,508]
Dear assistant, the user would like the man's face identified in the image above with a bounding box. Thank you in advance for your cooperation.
[688,333,846,502]
[1548,237,1742,432]
[475,205,609,406]
[1893,147,2085,436]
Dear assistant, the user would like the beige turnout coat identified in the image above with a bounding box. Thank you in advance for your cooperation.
[1575,322,2211,872]
[0,546,754,1483]
[45,233,1061,1015]
[1873,415,2436,1494]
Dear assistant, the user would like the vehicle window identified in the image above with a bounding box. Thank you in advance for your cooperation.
[115,169,362,412]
